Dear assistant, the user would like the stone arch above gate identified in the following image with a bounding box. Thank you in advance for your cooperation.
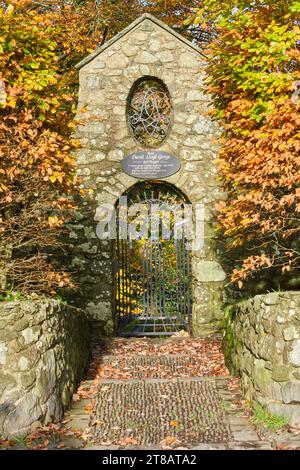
[73,13,226,337]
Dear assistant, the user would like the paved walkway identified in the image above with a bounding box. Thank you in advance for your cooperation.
[63,337,274,450]
[4,336,299,450]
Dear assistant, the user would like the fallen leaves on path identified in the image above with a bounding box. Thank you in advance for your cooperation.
[0,423,85,451]
[86,336,229,383]
[117,437,140,446]
[0,335,232,451]
[160,436,182,449]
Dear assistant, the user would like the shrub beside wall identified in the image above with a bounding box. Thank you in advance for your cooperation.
[224,291,300,427]
[0,300,90,436]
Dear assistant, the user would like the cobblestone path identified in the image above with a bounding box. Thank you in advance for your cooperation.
[64,336,276,450]
[1,337,300,450]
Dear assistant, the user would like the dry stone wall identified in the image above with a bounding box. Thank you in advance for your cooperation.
[0,300,90,436]
[224,291,300,427]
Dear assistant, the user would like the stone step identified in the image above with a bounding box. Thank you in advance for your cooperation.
[70,398,90,411]
[226,441,273,450]
[96,353,221,379]
[67,415,90,432]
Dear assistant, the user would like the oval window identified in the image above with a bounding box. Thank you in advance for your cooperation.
[127,77,172,148]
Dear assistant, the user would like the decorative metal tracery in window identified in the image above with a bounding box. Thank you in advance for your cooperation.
[128,78,172,148]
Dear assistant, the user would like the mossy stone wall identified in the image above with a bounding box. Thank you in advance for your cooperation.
[224,292,300,427]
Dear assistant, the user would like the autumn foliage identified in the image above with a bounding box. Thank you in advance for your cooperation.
[0,0,200,295]
[0,1,101,294]
[1,0,299,294]
[191,1,300,289]
[86,0,198,42]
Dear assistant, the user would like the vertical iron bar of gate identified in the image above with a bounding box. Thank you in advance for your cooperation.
[183,238,187,322]
[146,242,149,319]
[116,233,120,324]
[167,255,172,331]
[136,248,140,320]
[187,238,191,324]
[152,239,156,323]
[143,242,146,319]
[175,239,179,318]
[119,237,122,320]
[147,241,151,330]
[121,239,124,320]
[162,248,166,315]
[128,239,133,318]
[124,236,128,319]
[127,239,131,318]
[182,237,186,323]
[177,240,182,318]
[155,241,158,322]
[128,222,131,319]
[123,238,127,320]
[180,237,183,323]
[185,236,188,319]
[158,241,162,316]
[142,243,146,318]
[179,238,183,330]
[169,260,173,321]
[150,238,153,319]
[124,238,127,319]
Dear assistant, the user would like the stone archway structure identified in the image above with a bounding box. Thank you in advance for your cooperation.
[73,13,226,337]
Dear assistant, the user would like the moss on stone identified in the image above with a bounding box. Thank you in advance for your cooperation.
[222,304,240,375]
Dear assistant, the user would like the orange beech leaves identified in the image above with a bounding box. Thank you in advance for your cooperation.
[0,1,101,294]
[0,1,201,295]
[190,1,300,287]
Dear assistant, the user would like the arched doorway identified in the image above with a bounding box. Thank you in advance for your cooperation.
[114,181,192,336]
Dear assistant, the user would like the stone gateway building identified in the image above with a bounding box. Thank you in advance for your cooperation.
[73,13,226,337]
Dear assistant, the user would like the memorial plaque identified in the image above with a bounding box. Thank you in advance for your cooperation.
[121,151,180,179]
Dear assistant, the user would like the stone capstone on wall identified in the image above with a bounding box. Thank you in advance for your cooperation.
[0,300,90,436]
[224,291,300,427]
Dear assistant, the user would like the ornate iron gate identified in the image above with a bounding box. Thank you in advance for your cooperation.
[114,182,191,336]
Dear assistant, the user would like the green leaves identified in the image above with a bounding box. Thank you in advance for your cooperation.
[0,1,102,296]
[191,0,300,286]
[290,1,300,12]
